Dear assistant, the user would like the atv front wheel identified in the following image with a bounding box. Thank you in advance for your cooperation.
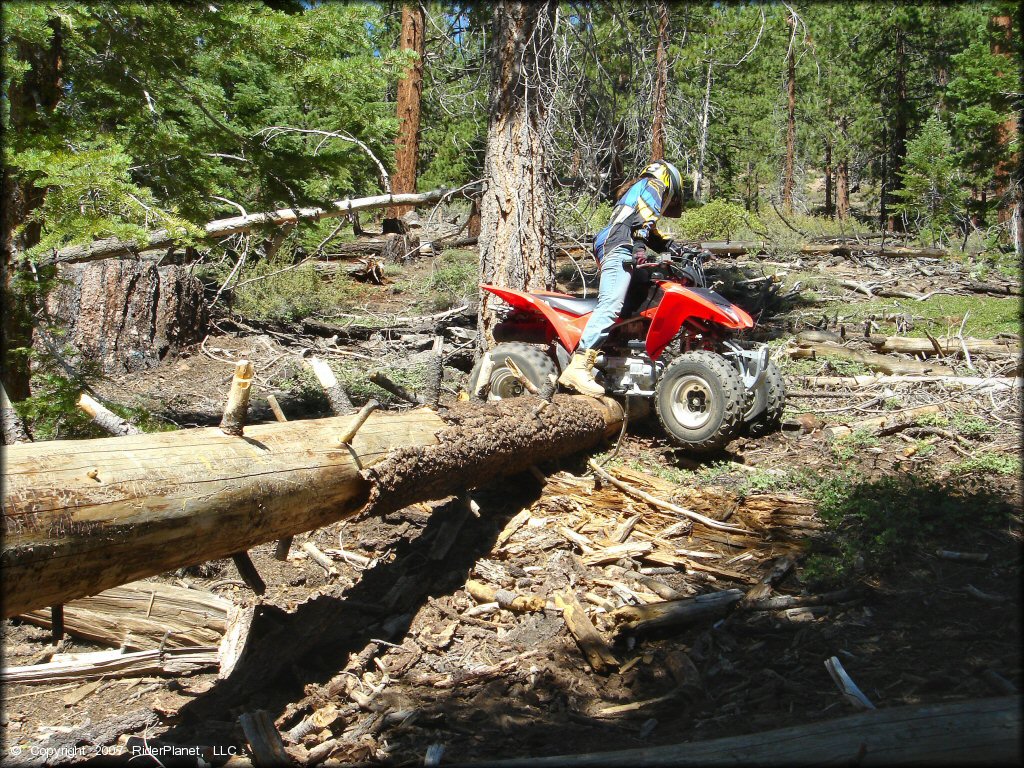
[468,342,558,401]
[742,360,786,436]
[655,351,746,453]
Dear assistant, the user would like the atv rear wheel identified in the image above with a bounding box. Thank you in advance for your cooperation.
[655,351,746,453]
[742,360,786,436]
[468,342,558,401]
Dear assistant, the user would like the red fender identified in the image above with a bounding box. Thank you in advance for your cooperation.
[645,284,753,358]
[481,285,588,352]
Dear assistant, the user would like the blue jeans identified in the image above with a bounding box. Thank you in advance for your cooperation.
[578,244,633,350]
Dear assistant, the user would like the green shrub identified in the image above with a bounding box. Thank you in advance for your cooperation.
[231,262,357,323]
[951,451,1020,476]
[676,200,755,241]
[831,429,881,461]
[804,473,1011,588]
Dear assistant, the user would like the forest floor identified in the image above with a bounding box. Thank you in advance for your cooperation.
[3,242,1021,766]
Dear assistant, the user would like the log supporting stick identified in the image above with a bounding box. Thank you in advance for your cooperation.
[51,604,64,645]
[472,354,494,400]
[306,356,353,414]
[337,400,380,445]
[0,381,31,445]
[220,360,255,436]
[77,393,142,436]
[422,336,444,408]
[274,537,294,562]
[266,394,287,423]
[370,371,425,405]
[231,552,266,596]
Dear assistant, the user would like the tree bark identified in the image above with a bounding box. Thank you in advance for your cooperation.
[782,10,797,212]
[475,696,1021,767]
[991,13,1017,224]
[46,259,207,374]
[836,115,851,220]
[693,59,714,203]
[477,0,556,349]
[1,395,623,617]
[887,27,909,232]
[37,188,460,268]
[650,3,670,163]
[824,137,833,217]
[386,3,426,224]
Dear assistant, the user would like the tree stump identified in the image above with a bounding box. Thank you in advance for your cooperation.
[46,259,207,373]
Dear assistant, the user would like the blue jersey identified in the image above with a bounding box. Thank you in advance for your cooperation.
[593,177,670,263]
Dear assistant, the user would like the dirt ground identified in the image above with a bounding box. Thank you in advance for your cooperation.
[3,247,1021,766]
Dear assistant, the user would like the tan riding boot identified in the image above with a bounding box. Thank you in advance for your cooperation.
[558,348,604,397]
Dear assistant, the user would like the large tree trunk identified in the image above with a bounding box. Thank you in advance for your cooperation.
[781,10,797,211]
[692,60,714,203]
[991,13,1017,224]
[836,116,851,220]
[886,27,909,232]
[824,137,833,217]
[650,2,670,163]
[477,0,556,348]
[1,395,622,617]
[2,15,64,399]
[46,260,207,374]
[385,3,426,226]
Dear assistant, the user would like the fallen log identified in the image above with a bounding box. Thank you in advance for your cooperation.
[16,580,230,650]
[452,695,1021,767]
[788,340,954,376]
[37,186,474,267]
[824,404,943,440]
[1,395,622,617]
[793,374,1022,391]
[609,589,745,634]
[870,335,1020,357]
[1,645,220,684]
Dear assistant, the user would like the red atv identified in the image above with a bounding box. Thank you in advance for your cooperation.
[468,247,784,452]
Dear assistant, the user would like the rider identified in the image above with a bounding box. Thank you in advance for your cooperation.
[558,160,689,397]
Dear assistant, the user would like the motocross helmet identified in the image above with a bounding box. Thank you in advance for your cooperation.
[641,160,688,217]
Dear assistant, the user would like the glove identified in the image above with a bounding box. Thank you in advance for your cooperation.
[630,240,648,266]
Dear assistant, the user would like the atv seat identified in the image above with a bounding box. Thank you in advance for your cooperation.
[536,295,599,316]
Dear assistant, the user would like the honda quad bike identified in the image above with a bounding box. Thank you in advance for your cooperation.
[468,247,785,453]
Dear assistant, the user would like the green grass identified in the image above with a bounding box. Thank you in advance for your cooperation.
[396,249,478,311]
[833,294,1020,339]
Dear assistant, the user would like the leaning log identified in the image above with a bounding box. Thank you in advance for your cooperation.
[38,187,472,268]
[1,395,621,617]
[457,696,1021,767]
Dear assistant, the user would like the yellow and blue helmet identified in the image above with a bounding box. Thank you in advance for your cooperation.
[641,161,687,217]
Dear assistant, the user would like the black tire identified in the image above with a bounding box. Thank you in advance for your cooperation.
[655,351,746,453]
[468,343,558,401]
[743,361,786,437]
